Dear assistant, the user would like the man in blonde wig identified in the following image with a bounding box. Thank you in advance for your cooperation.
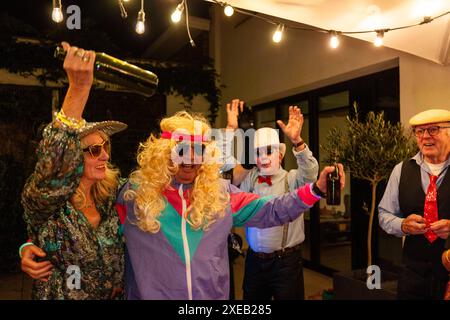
[117,111,344,300]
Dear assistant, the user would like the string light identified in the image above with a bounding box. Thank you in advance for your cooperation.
[329,30,340,49]
[224,5,234,17]
[109,1,449,51]
[118,0,128,19]
[52,0,63,23]
[374,30,384,47]
[272,24,284,43]
[171,1,185,23]
[135,0,145,34]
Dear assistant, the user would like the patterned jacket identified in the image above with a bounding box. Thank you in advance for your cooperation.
[22,123,124,300]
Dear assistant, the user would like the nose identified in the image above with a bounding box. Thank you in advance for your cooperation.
[422,129,433,139]
[99,147,109,161]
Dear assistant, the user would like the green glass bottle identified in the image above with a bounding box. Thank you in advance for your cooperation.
[54,45,159,98]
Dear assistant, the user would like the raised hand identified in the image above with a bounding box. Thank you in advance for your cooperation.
[61,41,96,91]
[226,99,244,130]
[276,106,304,145]
[60,41,96,120]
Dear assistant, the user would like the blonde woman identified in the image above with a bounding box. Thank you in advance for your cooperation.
[20,42,126,299]
[117,111,345,300]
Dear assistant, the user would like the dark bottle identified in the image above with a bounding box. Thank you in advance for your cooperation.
[54,45,159,98]
[326,164,341,205]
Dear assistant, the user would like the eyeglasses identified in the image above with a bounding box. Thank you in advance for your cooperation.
[82,140,110,158]
[413,126,450,138]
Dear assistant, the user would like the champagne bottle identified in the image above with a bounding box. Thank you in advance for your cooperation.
[326,160,341,206]
[54,45,159,98]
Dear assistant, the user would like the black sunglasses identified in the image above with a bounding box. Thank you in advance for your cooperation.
[82,140,110,158]
[176,143,206,157]
[256,146,278,157]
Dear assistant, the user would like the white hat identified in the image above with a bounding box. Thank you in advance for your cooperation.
[254,127,286,156]
[409,109,450,126]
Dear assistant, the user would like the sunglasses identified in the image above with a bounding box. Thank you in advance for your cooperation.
[413,125,450,138]
[82,140,110,158]
[256,146,278,157]
[176,143,206,157]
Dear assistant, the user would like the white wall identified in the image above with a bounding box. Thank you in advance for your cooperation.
[213,11,450,127]
[400,56,450,123]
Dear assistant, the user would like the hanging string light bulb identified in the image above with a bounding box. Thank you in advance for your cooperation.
[272,24,284,43]
[52,0,64,23]
[118,0,128,19]
[329,30,340,48]
[135,0,145,34]
[374,30,384,47]
[171,1,185,23]
[224,4,234,17]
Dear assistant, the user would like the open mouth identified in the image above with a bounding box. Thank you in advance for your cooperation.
[181,164,196,171]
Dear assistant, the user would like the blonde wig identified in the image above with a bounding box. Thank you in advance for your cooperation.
[72,131,120,210]
[125,111,229,233]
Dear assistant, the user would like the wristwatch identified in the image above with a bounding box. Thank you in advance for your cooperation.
[312,182,327,198]
[293,139,305,148]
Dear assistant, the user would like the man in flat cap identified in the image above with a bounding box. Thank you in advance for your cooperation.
[379,108,450,299]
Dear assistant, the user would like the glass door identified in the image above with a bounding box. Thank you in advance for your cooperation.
[317,91,352,272]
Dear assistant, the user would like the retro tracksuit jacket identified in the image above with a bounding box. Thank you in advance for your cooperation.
[116,179,320,300]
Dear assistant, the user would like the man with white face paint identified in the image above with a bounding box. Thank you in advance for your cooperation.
[224,99,319,300]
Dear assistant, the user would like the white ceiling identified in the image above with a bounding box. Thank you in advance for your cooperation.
[219,0,450,65]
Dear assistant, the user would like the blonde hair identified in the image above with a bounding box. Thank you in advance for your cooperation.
[72,131,120,209]
[125,111,229,233]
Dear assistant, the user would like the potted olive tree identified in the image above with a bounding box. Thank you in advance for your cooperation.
[321,104,416,299]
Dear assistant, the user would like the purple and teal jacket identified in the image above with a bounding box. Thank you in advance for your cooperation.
[116,179,320,300]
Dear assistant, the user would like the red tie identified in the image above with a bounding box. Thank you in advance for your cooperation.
[424,174,438,243]
[257,175,272,186]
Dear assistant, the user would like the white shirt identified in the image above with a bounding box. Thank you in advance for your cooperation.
[239,145,318,253]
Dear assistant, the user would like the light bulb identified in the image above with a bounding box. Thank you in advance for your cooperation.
[136,21,145,34]
[136,10,145,34]
[171,3,184,23]
[272,24,284,43]
[224,5,234,17]
[52,7,63,23]
[374,31,384,47]
[329,32,339,49]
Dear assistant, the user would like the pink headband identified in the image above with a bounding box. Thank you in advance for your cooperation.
[161,131,209,142]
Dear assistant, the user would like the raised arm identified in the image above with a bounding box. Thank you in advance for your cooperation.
[21,42,96,233]
[217,99,252,186]
[278,106,319,187]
